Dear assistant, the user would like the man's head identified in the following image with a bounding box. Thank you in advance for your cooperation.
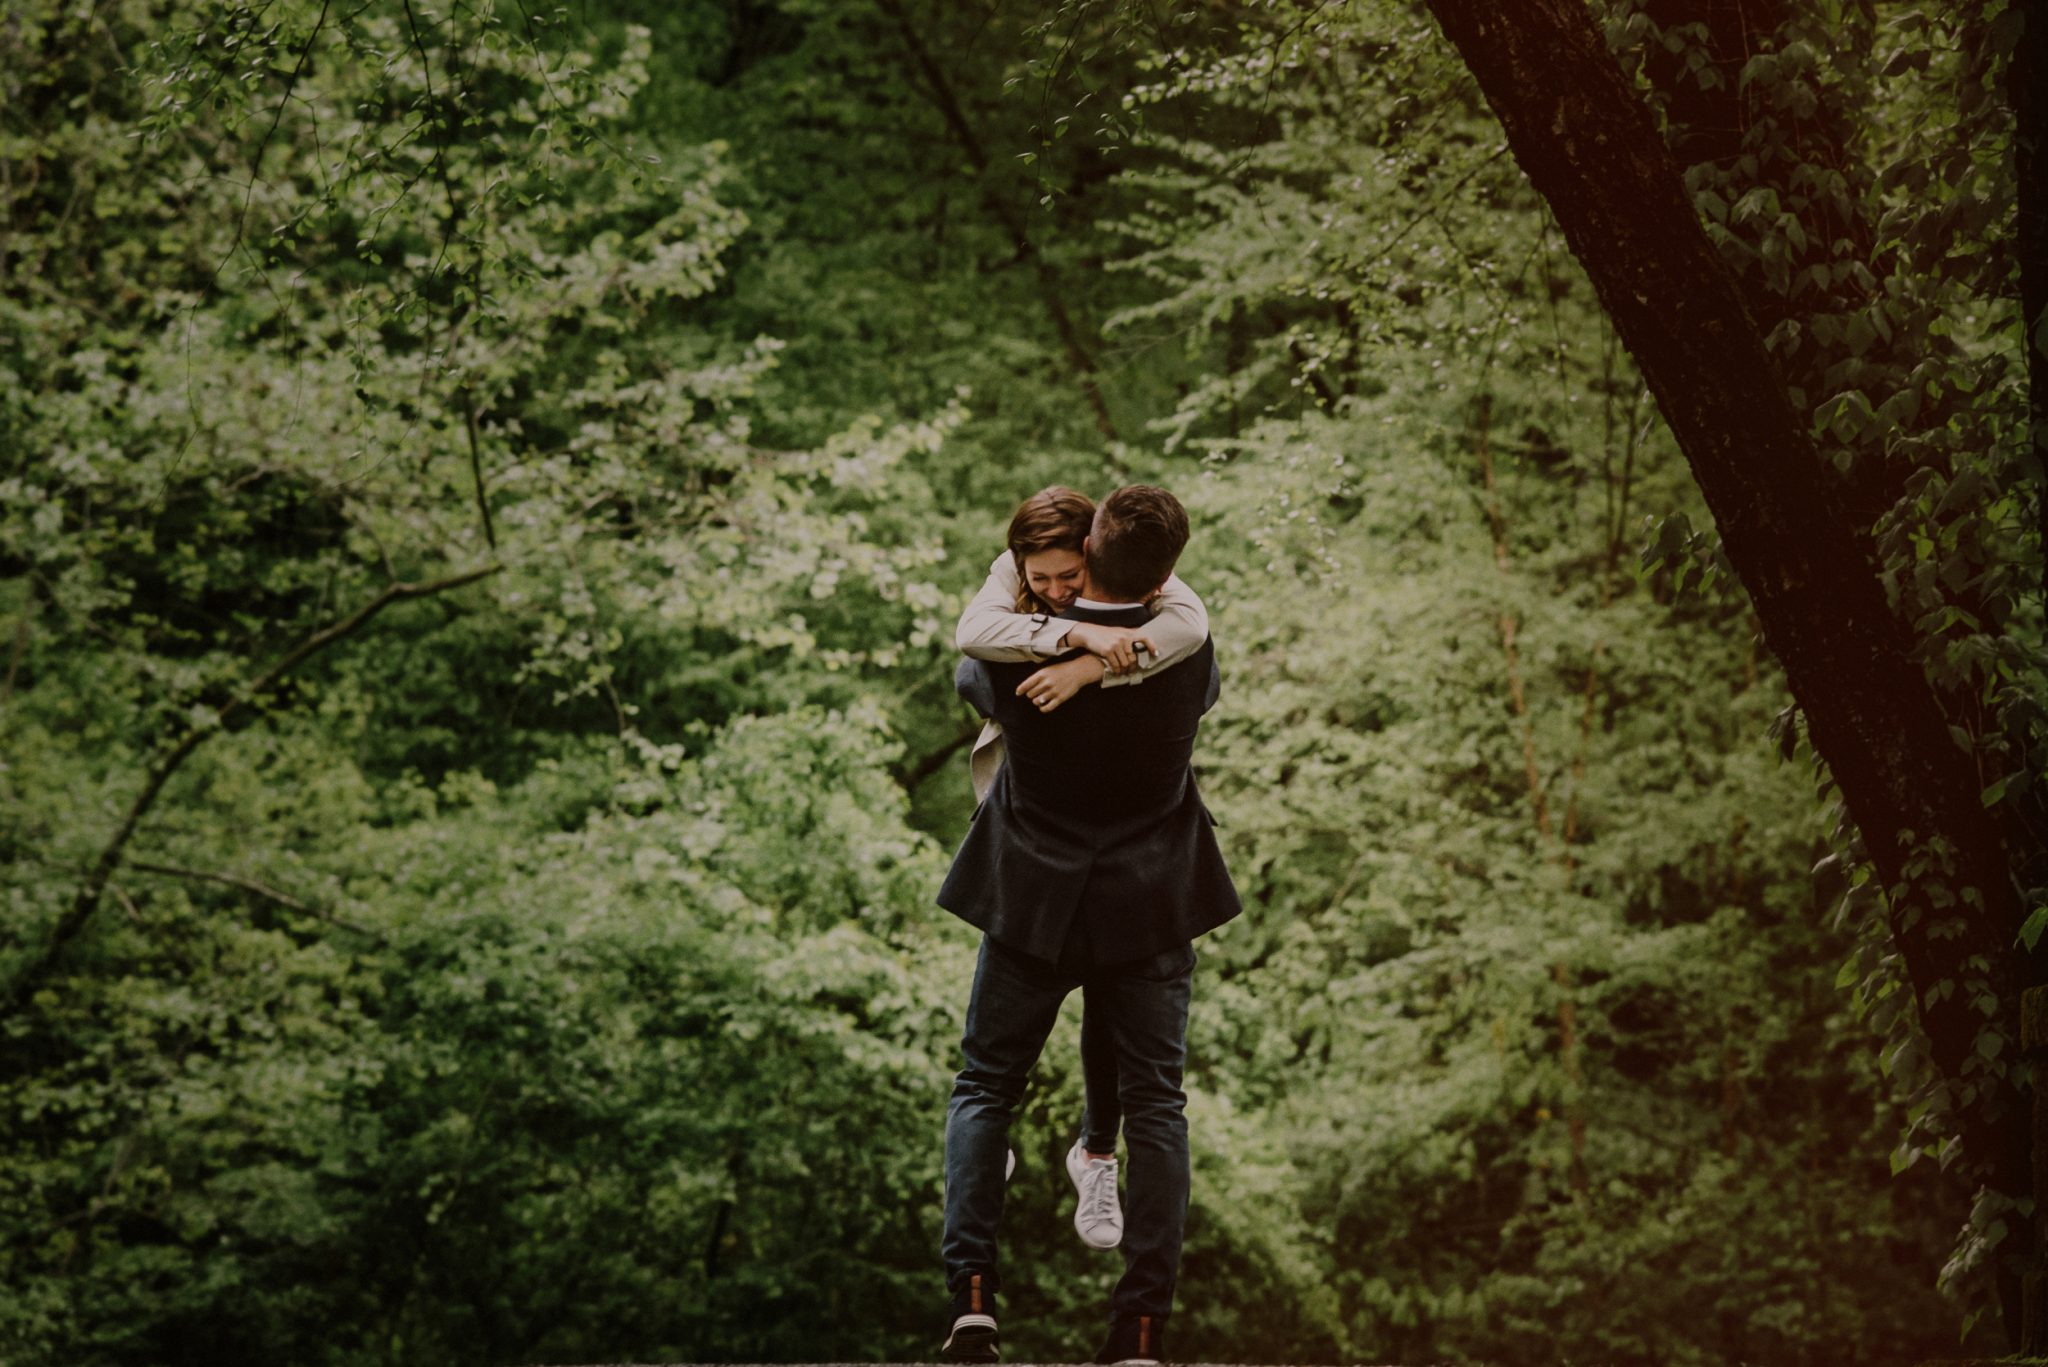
[1084,485,1190,603]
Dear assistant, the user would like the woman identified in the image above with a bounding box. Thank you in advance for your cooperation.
[952,485,1211,1251]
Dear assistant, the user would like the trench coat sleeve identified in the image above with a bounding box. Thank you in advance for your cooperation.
[957,657,1006,805]
[956,553,1072,661]
[1099,573,1209,689]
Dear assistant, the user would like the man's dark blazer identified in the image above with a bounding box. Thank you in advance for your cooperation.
[937,601,1241,967]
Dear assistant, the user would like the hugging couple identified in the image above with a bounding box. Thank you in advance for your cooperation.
[935,484,1241,1366]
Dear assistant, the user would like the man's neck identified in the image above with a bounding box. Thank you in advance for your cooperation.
[1076,578,1145,608]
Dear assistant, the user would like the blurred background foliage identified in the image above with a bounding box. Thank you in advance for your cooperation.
[1,0,2036,1363]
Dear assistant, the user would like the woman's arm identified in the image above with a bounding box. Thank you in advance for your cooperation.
[955,552,1072,661]
[1014,653,1104,713]
[956,545,1210,686]
[1016,574,1212,705]
[1097,573,1208,689]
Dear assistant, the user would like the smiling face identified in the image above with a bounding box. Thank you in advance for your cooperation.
[1022,546,1087,613]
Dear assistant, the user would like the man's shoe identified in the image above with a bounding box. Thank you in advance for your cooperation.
[1066,1138,1123,1249]
[942,1273,1000,1364]
[1092,1313,1165,1365]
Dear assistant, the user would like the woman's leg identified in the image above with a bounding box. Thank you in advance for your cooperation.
[1079,985,1122,1154]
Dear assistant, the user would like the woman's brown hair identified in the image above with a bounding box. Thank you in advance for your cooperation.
[1006,486,1095,613]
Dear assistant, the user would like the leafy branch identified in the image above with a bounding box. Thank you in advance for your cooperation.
[125,858,389,943]
[4,562,501,1015]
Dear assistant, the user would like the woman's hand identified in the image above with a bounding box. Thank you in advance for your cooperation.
[1016,654,1106,712]
[1061,622,1156,675]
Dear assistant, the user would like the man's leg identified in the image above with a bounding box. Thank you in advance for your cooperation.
[943,935,1073,1302]
[1091,941,1195,1331]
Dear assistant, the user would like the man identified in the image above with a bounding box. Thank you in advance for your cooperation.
[936,485,1241,1367]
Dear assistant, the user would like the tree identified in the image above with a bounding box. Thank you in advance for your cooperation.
[1419,0,2044,1337]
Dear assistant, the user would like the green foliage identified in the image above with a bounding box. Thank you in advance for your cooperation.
[3,709,967,1363]
[3,3,973,1361]
[1602,0,2048,1320]
[2,0,2033,1363]
[1174,409,1959,1363]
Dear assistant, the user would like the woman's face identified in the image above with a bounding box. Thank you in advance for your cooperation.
[1022,546,1086,613]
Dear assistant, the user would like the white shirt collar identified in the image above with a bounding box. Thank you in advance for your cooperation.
[1072,596,1139,611]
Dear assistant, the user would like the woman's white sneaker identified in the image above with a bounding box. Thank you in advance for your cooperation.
[1066,1137,1123,1249]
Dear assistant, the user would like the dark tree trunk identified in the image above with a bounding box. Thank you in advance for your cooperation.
[2016,0,2048,593]
[1419,0,2031,1331]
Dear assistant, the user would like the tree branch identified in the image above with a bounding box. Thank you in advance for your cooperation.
[4,562,499,1012]
[895,722,980,792]
[873,0,1120,443]
[126,858,389,944]
[463,387,498,551]
[1,603,27,713]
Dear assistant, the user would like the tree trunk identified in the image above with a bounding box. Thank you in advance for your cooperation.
[2015,0,2048,596]
[1419,0,2031,1323]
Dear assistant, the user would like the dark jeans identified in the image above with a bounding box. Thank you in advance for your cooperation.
[942,935,1196,1321]
[1079,993,1120,1154]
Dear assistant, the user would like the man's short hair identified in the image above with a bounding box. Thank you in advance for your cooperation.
[1087,485,1190,600]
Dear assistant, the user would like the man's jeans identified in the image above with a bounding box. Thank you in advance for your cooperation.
[942,935,1196,1321]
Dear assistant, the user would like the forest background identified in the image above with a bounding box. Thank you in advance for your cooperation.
[2,1,2042,1365]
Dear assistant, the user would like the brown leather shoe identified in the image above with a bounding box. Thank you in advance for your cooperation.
[1092,1312,1166,1365]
